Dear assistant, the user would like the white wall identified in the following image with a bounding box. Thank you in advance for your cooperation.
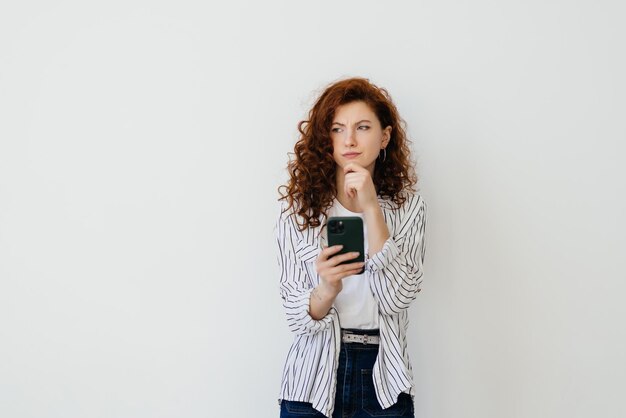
[1,1,624,417]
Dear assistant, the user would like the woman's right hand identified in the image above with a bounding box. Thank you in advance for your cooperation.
[315,245,365,297]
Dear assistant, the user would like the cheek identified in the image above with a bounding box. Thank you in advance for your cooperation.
[360,135,377,150]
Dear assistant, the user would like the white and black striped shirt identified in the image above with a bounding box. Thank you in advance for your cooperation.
[275,192,427,417]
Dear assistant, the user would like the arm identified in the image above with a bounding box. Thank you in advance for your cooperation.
[309,283,339,320]
[362,203,391,255]
[275,206,335,335]
[276,206,363,329]
[365,194,427,315]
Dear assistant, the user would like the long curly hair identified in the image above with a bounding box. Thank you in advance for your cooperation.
[278,77,418,231]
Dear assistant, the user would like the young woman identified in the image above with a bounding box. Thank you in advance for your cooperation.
[275,77,427,418]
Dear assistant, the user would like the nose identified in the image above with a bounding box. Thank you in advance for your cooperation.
[344,127,357,147]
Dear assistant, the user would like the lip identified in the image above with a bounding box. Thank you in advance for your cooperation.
[342,152,361,158]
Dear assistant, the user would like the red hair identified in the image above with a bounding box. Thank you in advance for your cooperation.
[278,77,418,230]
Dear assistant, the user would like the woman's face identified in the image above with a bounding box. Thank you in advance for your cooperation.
[330,101,391,175]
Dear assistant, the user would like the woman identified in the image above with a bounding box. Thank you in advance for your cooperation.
[275,77,427,418]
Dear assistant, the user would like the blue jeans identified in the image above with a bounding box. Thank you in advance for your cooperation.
[280,329,414,418]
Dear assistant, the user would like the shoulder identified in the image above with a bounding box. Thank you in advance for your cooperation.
[405,191,426,215]
[378,190,426,214]
[275,199,298,229]
[275,199,312,235]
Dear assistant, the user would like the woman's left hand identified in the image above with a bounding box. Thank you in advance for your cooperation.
[343,163,378,211]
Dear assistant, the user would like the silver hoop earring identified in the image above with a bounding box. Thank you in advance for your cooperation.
[379,148,387,162]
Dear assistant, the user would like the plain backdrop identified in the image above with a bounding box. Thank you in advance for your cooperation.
[1,1,625,417]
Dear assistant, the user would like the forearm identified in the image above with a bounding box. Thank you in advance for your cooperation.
[366,196,427,315]
[309,282,339,320]
[363,204,390,255]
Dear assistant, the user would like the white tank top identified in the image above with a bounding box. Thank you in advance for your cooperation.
[328,198,379,329]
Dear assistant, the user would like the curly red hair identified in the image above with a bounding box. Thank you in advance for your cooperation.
[278,77,418,230]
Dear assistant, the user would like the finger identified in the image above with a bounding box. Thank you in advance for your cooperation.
[342,261,365,270]
[344,174,363,187]
[344,177,361,190]
[328,261,365,276]
[343,268,365,278]
[320,256,361,273]
[327,251,361,266]
[343,182,356,199]
[345,171,370,187]
[328,263,365,278]
[345,170,365,179]
[319,245,344,261]
[344,162,364,174]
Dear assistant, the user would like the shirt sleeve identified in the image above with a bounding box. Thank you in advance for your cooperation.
[275,203,335,335]
[365,194,427,315]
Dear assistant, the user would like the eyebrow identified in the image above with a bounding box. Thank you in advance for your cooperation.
[331,120,372,126]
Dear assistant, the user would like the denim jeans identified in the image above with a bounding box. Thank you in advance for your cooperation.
[280,329,414,418]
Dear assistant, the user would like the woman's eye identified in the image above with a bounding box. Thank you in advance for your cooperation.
[331,128,341,133]
[358,126,370,130]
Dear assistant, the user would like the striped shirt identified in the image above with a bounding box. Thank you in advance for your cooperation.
[274,192,427,417]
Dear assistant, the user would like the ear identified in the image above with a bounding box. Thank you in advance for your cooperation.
[382,126,392,148]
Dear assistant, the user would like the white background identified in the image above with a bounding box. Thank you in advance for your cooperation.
[1,1,625,417]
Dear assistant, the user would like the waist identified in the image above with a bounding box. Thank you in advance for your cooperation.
[341,328,380,345]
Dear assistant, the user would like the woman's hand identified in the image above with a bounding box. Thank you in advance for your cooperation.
[309,244,364,320]
[315,244,364,297]
[343,163,379,212]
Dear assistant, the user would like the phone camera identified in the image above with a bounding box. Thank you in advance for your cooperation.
[329,220,345,234]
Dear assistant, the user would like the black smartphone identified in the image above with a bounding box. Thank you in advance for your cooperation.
[327,216,365,275]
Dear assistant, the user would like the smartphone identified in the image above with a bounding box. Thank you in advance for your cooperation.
[327,216,365,275]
